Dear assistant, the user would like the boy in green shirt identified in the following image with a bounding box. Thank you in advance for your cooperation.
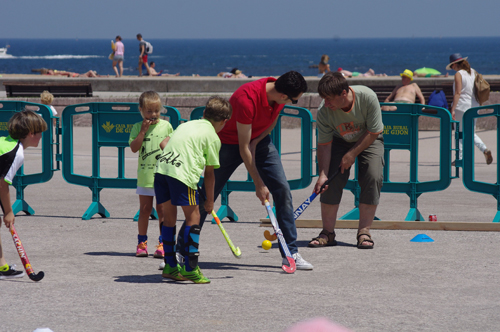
[154,96,232,284]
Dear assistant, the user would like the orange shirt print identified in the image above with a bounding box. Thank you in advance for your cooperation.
[336,121,362,140]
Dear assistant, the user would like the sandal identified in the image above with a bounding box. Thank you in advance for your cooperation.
[308,229,337,248]
[357,233,374,249]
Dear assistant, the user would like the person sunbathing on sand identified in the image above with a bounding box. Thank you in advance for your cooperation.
[148,62,180,76]
[337,68,387,77]
[40,69,107,78]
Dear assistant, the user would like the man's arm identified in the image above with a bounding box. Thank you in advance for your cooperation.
[139,44,145,57]
[340,132,379,173]
[0,179,14,227]
[414,84,425,104]
[248,115,279,154]
[236,122,269,204]
[384,86,399,102]
[314,143,332,194]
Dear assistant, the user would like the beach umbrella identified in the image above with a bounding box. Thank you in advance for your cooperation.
[414,67,441,75]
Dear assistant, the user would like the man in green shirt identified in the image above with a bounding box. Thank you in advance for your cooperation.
[309,72,384,249]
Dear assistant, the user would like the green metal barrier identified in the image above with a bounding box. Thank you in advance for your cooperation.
[462,104,500,222]
[61,102,182,220]
[340,103,453,221]
[189,105,315,222]
[0,101,57,215]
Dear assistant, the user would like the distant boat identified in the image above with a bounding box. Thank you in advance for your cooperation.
[0,46,13,58]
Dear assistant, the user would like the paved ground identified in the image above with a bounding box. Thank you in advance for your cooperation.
[0,126,498,332]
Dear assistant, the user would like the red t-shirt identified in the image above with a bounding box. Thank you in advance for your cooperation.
[218,77,284,145]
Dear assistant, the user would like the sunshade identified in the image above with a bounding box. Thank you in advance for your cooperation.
[414,67,441,75]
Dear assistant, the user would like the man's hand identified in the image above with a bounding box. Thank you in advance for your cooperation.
[340,151,356,173]
[314,174,329,194]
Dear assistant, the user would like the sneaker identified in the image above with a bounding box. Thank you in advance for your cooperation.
[0,264,25,279]
[484,149,493,165]
[158,261,165,270]
[153,242,164,258]
[282,253,313,270]
[162,264,186,281]
[136,241,148,257]
[176,252,184,266]
[180,265,211,284]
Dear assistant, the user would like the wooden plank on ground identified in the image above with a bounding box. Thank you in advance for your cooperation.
[259,219,500,231]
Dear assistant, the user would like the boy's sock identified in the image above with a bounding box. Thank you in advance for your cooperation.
[138,234,148,244]
[158,235,163,243]
[162,225,176,268]
[0,263,9,272]
[184,225,201,272]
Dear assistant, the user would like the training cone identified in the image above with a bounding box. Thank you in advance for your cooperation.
[410,234,434,242]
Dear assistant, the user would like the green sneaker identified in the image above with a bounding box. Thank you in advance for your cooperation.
[162,264,186,281]
[180,265,211,284]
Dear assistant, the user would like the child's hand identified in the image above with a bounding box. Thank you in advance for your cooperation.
[2,211,15,228]
[204,200,214,214]
[140,119,153,134]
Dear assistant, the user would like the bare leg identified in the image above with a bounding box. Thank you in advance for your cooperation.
[138,195,153,236]
[0,224,7,267]
[112,61,119,77]
[119,61,123,77]
[182,205,201,227]
[309,203,340,245]
[358,203,377,247]
[156,201,165,237]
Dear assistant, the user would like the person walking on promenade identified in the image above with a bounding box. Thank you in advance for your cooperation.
[112,36,124,77]
[0,110,47,279]
[155,96,232,283]
[308,72,384,249]
[447,53,493,165]
[177,71,314,271]
[129,91,173,258]
[136,34,150,77]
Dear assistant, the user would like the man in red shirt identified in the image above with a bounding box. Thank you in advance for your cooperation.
[178,71,313,270]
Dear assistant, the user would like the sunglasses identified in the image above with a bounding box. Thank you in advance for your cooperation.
[286,94,298,104]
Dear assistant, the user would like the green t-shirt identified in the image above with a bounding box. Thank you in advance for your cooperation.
[155,119,220,189]
[317,85,384,143]
[129,119,173,188]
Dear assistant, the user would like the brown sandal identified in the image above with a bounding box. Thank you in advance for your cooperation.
[357,233,374,249]
[308,229,337,248]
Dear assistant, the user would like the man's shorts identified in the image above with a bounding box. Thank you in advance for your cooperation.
[140,54,148,63]
[320,134,384,206]
[154,173,199,206]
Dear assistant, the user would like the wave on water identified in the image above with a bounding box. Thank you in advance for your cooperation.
[12,55,103,60]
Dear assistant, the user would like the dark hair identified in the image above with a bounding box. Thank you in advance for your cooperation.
[116,36,122,41]
[136,33,142,38]
[204,96,232,122]
[8,110,48,140]
[274,71,307,98]
[149,61,155,66]
[230,68,238,74]
[318,72,349,98]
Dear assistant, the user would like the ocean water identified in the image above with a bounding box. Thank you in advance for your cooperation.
[0,37,499,77]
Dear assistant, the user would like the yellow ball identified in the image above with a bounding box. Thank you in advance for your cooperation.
[262,240,272,250]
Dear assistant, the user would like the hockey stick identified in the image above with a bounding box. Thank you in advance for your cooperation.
[211,210,242,258]
[264,200,296,274]
[10,225,44,282]
[264,167,341,242]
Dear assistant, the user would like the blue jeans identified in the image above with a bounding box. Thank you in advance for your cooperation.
[177,135,297,257]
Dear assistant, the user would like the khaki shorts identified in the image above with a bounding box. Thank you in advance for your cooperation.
[320,135,384,206]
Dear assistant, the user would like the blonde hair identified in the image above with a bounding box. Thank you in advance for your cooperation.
[40,91,54,105]
[138,91,162,117]
[204,96,232,122]
[8,110,48,140]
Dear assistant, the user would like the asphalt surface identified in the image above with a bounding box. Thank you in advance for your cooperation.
[0,125,499,332]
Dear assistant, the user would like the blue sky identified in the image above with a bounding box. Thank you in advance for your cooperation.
[2,0,500,39]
